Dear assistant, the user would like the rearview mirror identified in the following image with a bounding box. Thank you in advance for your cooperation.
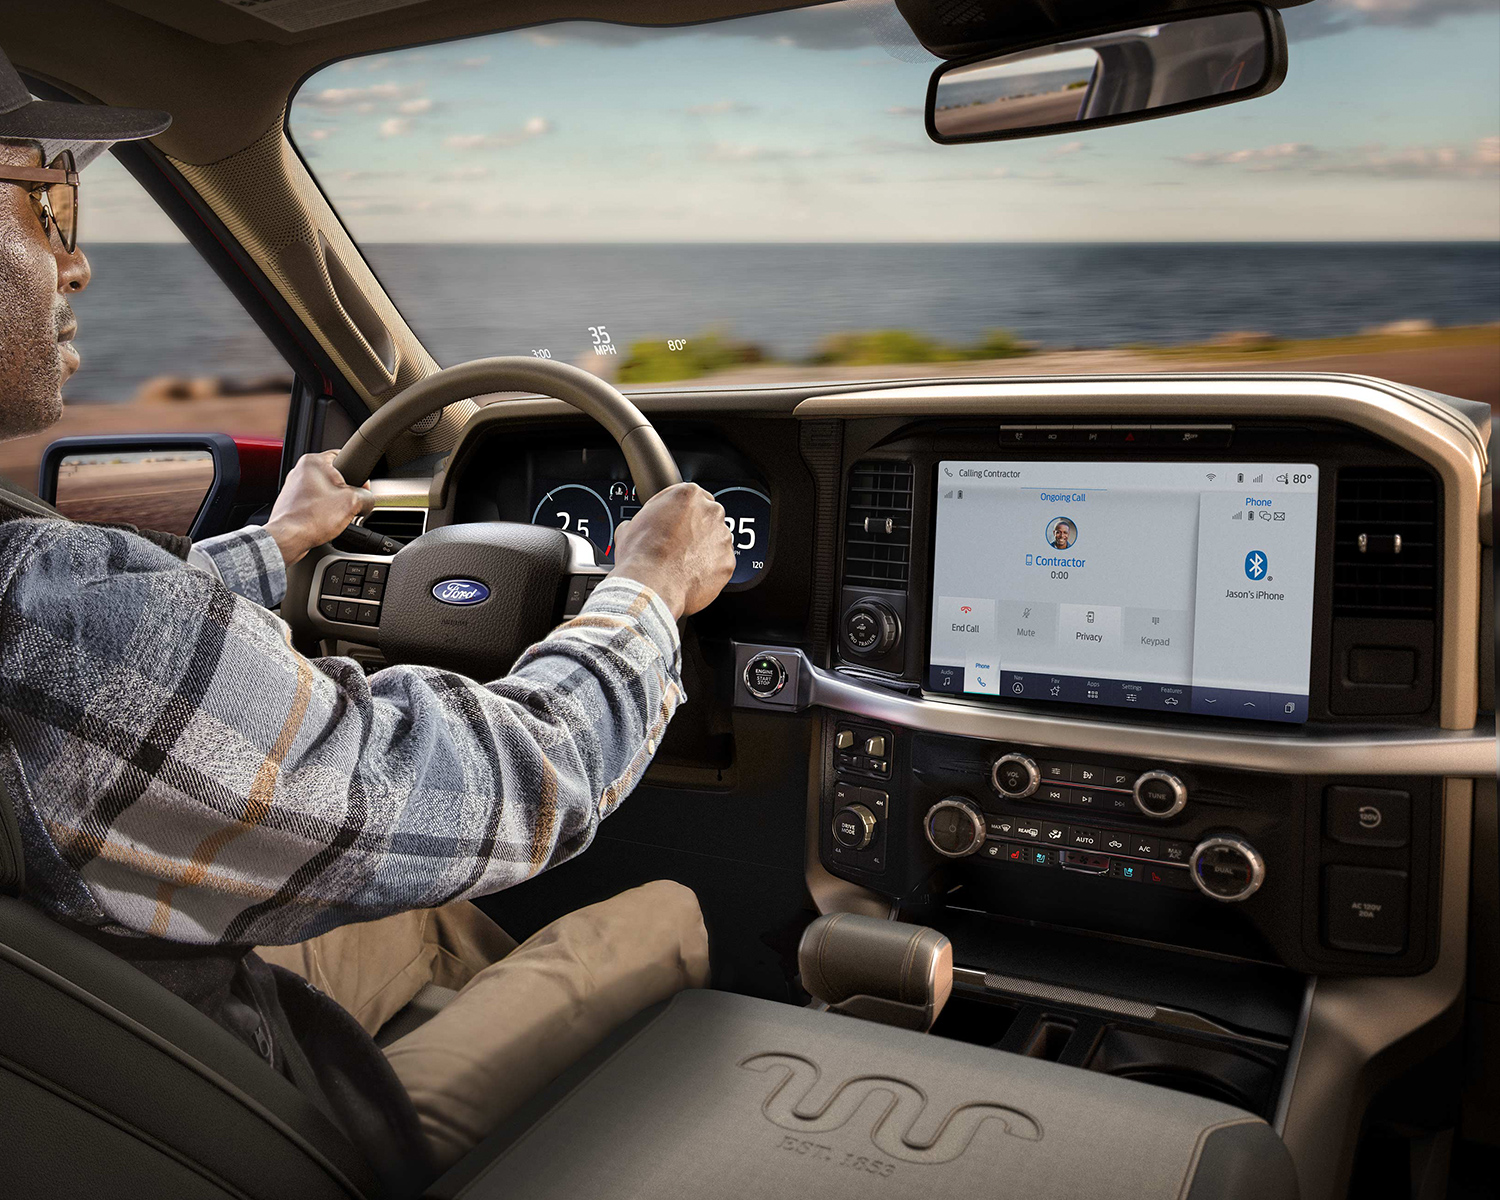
[926,3,1286,144]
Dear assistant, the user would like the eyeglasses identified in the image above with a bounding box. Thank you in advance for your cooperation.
[0,150,79,253]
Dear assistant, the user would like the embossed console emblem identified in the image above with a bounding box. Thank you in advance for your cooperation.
[739,1053,1042,1164]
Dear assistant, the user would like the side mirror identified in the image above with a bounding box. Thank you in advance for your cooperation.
[926,3,1287,145]
[38,433,248,538]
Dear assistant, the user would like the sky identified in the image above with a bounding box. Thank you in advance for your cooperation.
[88,0,1500,242]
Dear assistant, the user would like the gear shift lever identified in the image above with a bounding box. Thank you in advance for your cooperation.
[798,913,953,1032]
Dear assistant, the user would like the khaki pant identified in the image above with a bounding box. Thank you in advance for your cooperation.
[258,880,710,1170]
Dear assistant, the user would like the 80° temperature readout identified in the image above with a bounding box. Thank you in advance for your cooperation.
[531,481,770,585]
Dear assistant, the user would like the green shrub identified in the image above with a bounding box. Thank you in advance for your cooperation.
[617,330,766,384]
[957,329,1032,360]
[809,329,949,365]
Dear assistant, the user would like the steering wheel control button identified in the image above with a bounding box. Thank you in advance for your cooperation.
[1190,837,1266,902]
[843,600,900,658]
[357,605,380,627]
[743,655,788,700]
[991,753,1040,799]
[1323,866,1409,955]
[1326,786,1411,848]
[925,798,986,858]
[1133,770,1188,819]
[832,804,877,851]
[318,598,339,621]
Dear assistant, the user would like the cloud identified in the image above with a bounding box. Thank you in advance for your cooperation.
[302,127,336,142]
[437,165,493,181]
[398,97,434,115]
[886,105,922,116]
[1045,141,1087,160]
[1283,0,1494,39]
[459,55,491,68]
[704,141,816,162]
[1176,137,1499,178]
[444,116,554,151]
[378,117,412,138]
[685,100,757,115]
[364,57,393,72]
[304,82,412,109]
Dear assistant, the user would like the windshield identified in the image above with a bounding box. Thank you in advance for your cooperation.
[290,0,1499,394]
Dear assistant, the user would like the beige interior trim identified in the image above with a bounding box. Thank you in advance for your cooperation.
[794,374,1488,731]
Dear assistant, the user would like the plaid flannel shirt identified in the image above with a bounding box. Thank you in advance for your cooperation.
[0,519,684,946]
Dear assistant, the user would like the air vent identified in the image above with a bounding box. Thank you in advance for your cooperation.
[1333,468,1438,619]
[843,460,913,590]
[362,507,426,545]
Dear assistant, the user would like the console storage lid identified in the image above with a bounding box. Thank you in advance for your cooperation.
[431,989,1297,1200]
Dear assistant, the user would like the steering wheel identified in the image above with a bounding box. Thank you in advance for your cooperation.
[285,357,680,677]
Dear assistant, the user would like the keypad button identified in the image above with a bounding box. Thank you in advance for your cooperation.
[1012,820,1044,842]
[1129,834,1161,859]
[1159,839,1194,865]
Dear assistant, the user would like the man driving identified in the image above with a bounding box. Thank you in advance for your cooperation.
[0,53,735,1179]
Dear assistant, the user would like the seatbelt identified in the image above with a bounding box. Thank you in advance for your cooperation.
[0,767,23,895]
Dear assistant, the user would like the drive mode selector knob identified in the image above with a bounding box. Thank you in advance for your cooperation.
[833,804,877,851]
[1133,770,1188,819]
[843,601,900,657]
[924,798,986,858]
[991,753,1040,799]
[1190,836,1266,902]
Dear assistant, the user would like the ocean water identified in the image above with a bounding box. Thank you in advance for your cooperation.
[66,242,1500,403]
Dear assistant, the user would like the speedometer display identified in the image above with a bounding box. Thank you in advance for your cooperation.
[529,477,771,585]
[713,486,771,585]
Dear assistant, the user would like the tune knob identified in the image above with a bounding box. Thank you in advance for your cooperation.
[991,753,1040,799]
[1190,836,1266,902]
[924,797,986,858]
[832,804,878,851]
[1133,770,1188,819]
[843,600,901,657]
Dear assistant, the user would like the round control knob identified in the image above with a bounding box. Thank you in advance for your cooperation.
[832,804,877,851]
[991,753,1040,799]
[1189,836,1265,902]
[743,654,788,700]
[924,797,986,859]
[1133,770,1188,819]
[843,601,900,657]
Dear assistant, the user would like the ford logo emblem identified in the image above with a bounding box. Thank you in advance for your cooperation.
[432,579,490,606]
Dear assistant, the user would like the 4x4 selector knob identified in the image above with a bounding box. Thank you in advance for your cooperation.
[991,753,1040,799]
[924,797,986,858]
[1190,836,1265,902]
[843,600,900,657]
[832,804,877,851]
[1133,770,1188,819]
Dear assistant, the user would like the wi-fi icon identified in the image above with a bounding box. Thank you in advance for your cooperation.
[1206,473,1216,481]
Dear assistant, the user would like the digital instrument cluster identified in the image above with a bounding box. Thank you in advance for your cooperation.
[531,479,772,585]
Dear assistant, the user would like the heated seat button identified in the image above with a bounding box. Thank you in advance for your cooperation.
[1324,866,1408,954]
[1326,787,1410,849]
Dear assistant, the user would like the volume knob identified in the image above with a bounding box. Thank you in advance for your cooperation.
[924,797,986,858]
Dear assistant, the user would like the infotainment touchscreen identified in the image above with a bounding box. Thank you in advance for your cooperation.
[927,461,1320,723]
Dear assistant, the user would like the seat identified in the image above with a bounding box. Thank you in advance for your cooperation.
[425,989,1300,1200]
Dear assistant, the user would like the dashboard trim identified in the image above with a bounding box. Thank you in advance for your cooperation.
[739,645,1495,776]
[793,374,1487,732]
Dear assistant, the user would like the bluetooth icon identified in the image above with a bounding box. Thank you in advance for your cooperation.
[1244,550,1268,581]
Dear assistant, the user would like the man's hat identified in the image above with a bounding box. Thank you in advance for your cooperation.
[0,44,169,167]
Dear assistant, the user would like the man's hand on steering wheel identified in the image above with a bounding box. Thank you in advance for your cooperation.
[265,450,376,566]
[612,483,737,620]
